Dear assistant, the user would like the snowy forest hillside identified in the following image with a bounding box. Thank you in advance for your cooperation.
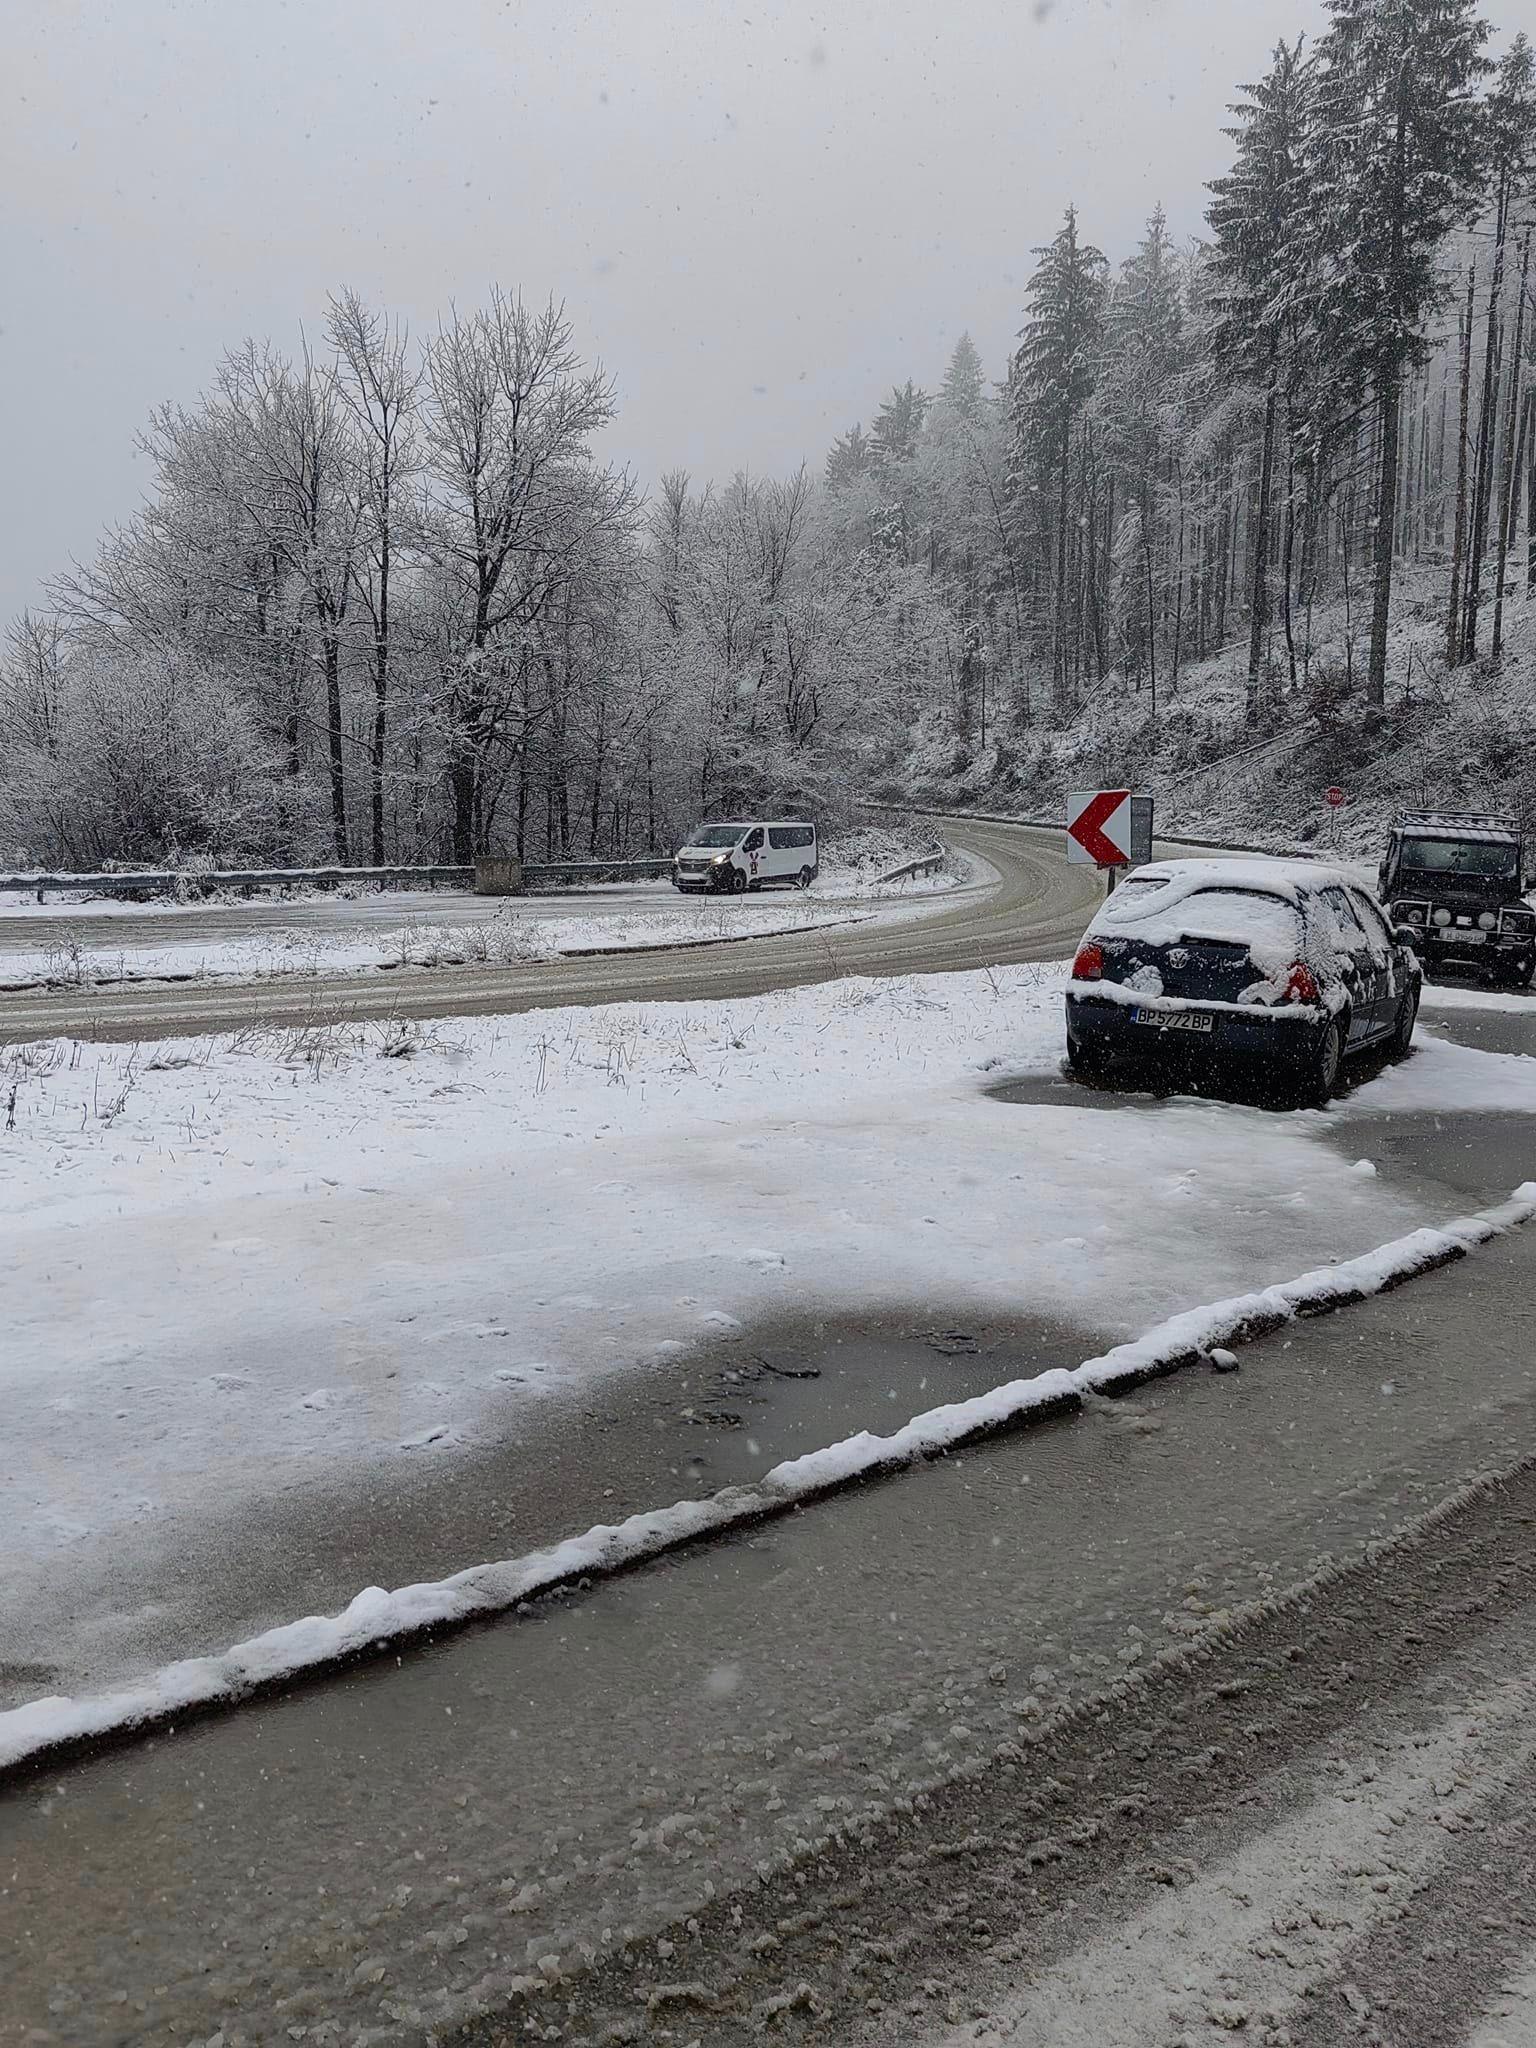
[3,2,1534,875]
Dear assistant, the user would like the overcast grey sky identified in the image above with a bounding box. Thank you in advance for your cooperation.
[2,0,1349,629]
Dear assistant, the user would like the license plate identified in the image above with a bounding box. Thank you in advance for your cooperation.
[1444,929,1485,944]
[1131,1008,1213,1033]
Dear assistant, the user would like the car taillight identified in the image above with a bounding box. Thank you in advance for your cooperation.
[1283,960,1320,1004]
[1072,940,1104,982]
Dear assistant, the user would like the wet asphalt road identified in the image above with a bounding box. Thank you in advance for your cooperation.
[0,819,1099,1043]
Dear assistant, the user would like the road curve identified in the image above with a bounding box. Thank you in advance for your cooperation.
[0,818,1107,1045]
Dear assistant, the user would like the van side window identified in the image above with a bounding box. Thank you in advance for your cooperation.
[768,827,790,850]
[743,828,764,852]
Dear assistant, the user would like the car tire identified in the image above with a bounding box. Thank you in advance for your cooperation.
[729,868,748,895]
[796,866,813,890]
[1295,1016,1345,1107]
[1387,983,1419,1061]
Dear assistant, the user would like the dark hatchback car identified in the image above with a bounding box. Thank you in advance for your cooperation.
[1065,859,1421,1106]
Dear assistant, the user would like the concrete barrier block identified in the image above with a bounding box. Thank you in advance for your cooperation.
[473,855,524,896]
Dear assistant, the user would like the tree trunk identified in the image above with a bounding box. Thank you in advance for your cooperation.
[370,533,389,867]
[1053,416,1072,710]
[322,637,346,863]
[1212,454,1231,647]
[1493,232,1531,664]
[450,751,476,864]
[1282,444,1298,689]
[1434,359,1450,557]
[1171,463,1187,692]
[1463,188,1509,664]
[1247,384,1277,712]
[1447,261,1476,666]
[1367,367,1400,709]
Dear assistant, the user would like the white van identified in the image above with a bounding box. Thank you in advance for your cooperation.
[672,819,819,894]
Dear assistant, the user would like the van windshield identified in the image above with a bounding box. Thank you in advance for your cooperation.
[1398,835,1519,879]
[686,824,746,848]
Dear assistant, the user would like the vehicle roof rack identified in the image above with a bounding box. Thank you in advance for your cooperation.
[1393,809,1518,835]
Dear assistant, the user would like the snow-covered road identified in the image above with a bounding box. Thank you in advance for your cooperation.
[0,864,971,992]
[0,817,1102,1041]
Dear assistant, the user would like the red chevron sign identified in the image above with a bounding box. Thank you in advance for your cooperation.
[1066,788,1133,866]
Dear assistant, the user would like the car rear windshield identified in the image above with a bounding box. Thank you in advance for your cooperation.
[1129,886,1302,956]
[687,824,745,848]
[1397,835,1518,879]
[1098,875,1170,916]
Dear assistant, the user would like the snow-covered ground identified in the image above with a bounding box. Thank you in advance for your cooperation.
[901,565,1536,865]
[0,832,961,988]
[7,959,1536,1719]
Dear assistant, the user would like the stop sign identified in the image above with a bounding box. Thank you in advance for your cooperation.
[1325,786,1347,809]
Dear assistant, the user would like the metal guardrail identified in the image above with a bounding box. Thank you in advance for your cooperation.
[0,863,474,900]
[873,846,947,885]
[858,799,1328,864]
[523,857,674,885]
[0,856,675,902]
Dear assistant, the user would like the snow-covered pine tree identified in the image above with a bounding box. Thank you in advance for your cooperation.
[1009,205,1107,711]
[1098,204,1189,712]
[824,423,872,491]
[1461,31,1535,663]
[1311,0,1493,707]
[1206,37,1316,713]
[870,382,929,472]
[939,334,987,423]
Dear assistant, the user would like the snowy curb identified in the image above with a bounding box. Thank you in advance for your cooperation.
[4,1185,1533,1782]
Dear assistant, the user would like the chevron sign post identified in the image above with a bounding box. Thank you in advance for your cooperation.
[1065,789,1153,869]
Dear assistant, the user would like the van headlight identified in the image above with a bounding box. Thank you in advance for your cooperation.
[1431,907,1453,926]
[1478,911,1498,930]
[712,853,729,865]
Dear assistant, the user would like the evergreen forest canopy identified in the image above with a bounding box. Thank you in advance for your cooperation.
[3,0,1533,872]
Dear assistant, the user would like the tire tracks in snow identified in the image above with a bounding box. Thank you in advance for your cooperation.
[447,1455,1536,2046]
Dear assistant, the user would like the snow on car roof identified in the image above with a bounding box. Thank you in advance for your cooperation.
[1091,858,1348,926]
[1087,859,1366,978]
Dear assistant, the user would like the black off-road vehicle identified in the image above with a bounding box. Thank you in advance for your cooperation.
[1379,810,1535,986]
